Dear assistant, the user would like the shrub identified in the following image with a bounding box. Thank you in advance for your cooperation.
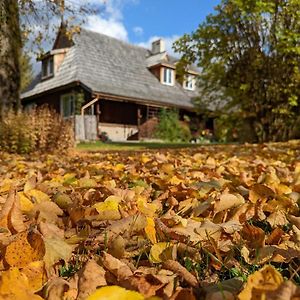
[0,106,74,154]
[154,109,191,142]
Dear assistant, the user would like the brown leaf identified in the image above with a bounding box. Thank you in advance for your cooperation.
[249,184,274,203]
[77,260,107,300]
[45,277,70,300]
[170,287,197,300]
[162,260,199,288]
[241,224,265,249]
[32,201,64,224]
[266,228,285,245]
[101,252,133,281]
[0,189,26,233]
[123,273,165,298]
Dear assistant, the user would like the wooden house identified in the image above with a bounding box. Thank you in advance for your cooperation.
[21,26,209,141]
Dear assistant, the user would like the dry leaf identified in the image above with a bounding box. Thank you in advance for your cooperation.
[214,193,245,213]
[22,260,48,292]
[26,189,50,203]
[43,236,74,269]
[0,190,26,233]
[145,217,157,244]
[101,252,133,280]
[32,201,64,224]
[4,231,45,268]
[238,265,283,300]
[77,260,107,300]
[149,242,176,263]
[0,267,43,300]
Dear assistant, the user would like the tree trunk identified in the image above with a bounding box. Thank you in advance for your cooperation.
[0,0,21,119]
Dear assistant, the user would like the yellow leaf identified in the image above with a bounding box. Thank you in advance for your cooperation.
[21,261,47,292]
[26,189,50,203]
[0,179,13,194]
[0,267,43,300]
[141,154,151,164]
[168,176,183,185]
[5,231,45,268]
[145,217,157,244]
[63,173,77,184]
[114,164,125,171]
[161,163,174,174]
[87,286,144,300]
[238,265,283,300]
[92,196,122,220]
[149,242,175,263]
[275,184,292,195]
[78,178,97,188]
[137,197,158,217]
[18,192,34,212]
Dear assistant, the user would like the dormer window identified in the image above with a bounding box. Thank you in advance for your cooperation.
[184,74,195,90]
[162,67,174,86]
[42,56,54,79]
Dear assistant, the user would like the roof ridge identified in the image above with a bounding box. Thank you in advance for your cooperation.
[79,27,151,53]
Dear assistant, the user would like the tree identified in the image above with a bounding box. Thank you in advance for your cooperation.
[0,0,93,118]
[174,0,300,142]
[0,1,22,117]
[20,51,33,91]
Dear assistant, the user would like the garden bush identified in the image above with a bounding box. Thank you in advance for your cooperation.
[0,106,74,154]
[154,109,191,142]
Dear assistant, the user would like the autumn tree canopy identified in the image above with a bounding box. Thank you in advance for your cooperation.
[0,0,93,118]
[174,0,300,142]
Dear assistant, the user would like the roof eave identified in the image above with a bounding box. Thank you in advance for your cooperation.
[93,91,194,111]
[21,81,92,101]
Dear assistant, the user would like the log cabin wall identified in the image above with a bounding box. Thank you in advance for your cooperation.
[22,86,91,114]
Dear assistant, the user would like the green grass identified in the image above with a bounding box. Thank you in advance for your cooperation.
[76,141,207,151]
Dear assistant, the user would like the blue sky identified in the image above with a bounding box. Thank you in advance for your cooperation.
[84,0,220,53]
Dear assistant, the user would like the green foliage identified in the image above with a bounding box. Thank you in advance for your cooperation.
[174,0,300,142]
[0,106,74,154]
[75,91,85,114]
[154,109,191,142]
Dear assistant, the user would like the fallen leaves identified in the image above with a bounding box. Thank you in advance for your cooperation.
[0,142,300,299]
[4,231,45,268]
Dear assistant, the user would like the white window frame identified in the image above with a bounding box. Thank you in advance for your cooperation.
[184,74,195,91]
[162,67,174,86]
[60,93,75,118]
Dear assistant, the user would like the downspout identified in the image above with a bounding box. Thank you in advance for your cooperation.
[81,96,99,116]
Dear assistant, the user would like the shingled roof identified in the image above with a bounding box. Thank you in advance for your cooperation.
[22,29,198,109]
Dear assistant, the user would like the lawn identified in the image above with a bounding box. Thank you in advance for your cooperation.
[0,141,299,299]
[76,140,212,151]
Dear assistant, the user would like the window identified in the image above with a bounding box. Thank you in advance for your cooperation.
[184,74,195,90]
[60,93,75,117]
[162,67,174,85]
[42,57,54,78]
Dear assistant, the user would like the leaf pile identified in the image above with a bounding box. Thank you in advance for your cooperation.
[0,142,300,299]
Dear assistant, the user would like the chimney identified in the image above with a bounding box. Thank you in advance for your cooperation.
[151,39,165,54]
